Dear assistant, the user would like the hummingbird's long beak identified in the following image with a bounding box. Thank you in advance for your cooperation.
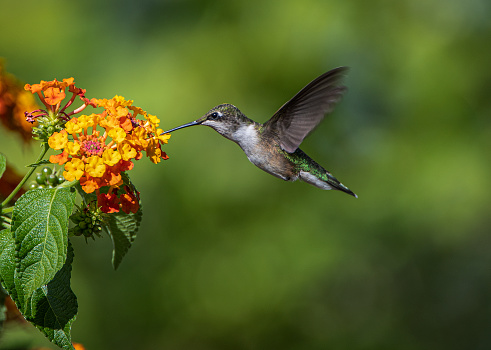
[160,120,202,135]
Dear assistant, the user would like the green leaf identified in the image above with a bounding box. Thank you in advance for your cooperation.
[25,159,51,168]
[1,225,78,349]
[0,228,16,334]
[0,286,7,333]
[27,241,77,350]
[0,228,16,300]
[11,188,76,309]
[58,180,79,189]
[103,206,142,270]
[0,229,17,341]
[0,153,5,180]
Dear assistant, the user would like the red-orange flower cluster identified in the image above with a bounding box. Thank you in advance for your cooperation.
[0,62,39,142]
[97,186,140,214]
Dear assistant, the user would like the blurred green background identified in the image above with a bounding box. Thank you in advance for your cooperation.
[1,0,491,349]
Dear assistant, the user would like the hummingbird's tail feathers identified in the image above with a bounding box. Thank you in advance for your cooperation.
[299,170,357,198]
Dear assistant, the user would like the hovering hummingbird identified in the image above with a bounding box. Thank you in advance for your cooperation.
[162,67,357,197]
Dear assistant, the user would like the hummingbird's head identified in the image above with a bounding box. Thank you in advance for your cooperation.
[195,104,248,138]
[161,104,251,141]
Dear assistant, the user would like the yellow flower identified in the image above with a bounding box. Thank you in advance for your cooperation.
[85,156,106,177]
[76,114,94,130]
[118,142,137,161]
[155,129,171,144]
[108,127,127,143]
[77,113,100,129]
[94,95,133,117]
[146,139,162,163]
[102,148,121,166]
[100,95,133,108]
[146,114,160,126]
[99,115,120,131]
[128,126,149,148]
[114,106,129,118]
[112,95,133,107]
[65,141,81,156]
[65,118,83,135]
[90,113,101,126]
[129,105,145,116]
[48,130,68,150]
[63,158,84,181]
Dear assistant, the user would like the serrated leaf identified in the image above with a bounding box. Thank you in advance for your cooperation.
[0,228,16,300]
[0,228,17,334]
[0,153,6,180]
[103,206,142,270]
[0,228,78,350]
[27,241,77,350]
[11,188,76,309]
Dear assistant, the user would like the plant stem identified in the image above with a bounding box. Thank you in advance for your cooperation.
[1,142,49,208]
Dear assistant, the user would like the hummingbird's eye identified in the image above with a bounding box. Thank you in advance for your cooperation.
[209,112,220,120]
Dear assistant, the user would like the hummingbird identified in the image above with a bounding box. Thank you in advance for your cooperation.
[162,67,357,198]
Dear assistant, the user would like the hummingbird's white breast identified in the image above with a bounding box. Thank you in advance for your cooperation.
[233,124,294,181]
[233,124,260,158]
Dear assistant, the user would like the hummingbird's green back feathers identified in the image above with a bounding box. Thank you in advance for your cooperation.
[282,147,357,197]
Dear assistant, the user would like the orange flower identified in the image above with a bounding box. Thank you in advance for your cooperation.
[0,63,39,143]
[73,343,86,350]
[80,175,104,194]
[25,78,74,109]
[44,87,65,106]
[24,78,74,94]
[119,116,133,131]
[49,150,69,165]
[120,191,139,214]
[24,77,94,135]
[103,168,122,187]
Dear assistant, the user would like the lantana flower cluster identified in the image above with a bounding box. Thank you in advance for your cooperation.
[24,77,94,141]
[24,78,170,214]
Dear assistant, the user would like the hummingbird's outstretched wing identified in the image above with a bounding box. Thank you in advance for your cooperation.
[262,67,348,153]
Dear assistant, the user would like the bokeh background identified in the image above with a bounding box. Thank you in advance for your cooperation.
[1,0,491,349]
